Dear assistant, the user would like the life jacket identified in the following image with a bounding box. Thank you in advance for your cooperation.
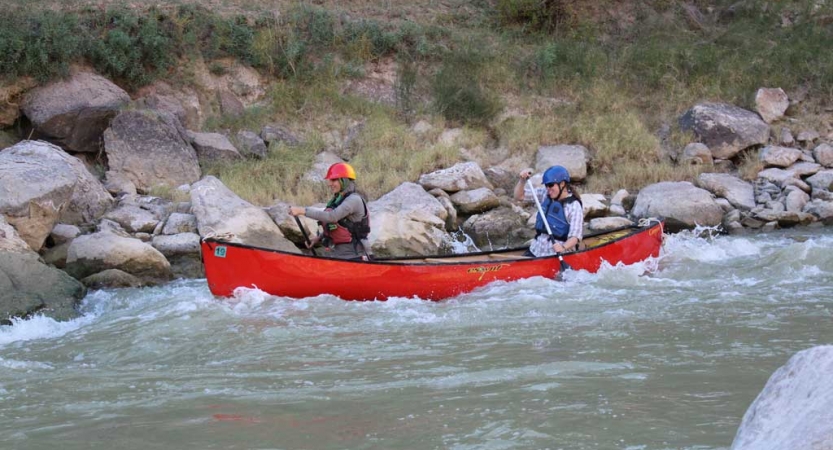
[321,192,371,246]
[535,195,581,242]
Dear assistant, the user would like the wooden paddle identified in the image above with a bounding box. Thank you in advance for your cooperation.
[294,216,318,256]
[526,179,572,275]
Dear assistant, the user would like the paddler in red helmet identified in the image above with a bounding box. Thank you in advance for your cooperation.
[289,162,372,260]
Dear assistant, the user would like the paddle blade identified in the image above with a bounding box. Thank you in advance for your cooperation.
[554,254,571,281]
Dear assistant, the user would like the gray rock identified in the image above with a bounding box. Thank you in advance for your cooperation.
[103,205,159,233]
[21,71,129,153]
[418,162,493,193]
[189,131,242,162]
[151,232,200,256]
[731,346,833,450]
[0,141,77,250]
[462,206,533,250]
[368,182,450,257]
[162,213,197,235]
[261,124,300,146]
[303,151,344,183]
[682,142,713,165]
[785,188,810,212]
[50,224,81,246]
[65,230,172,285]
[779,128,795,146]
[265,201,319,248]
[760,145,803,168]
[0,215,34,255]
[0,251,85,324]
[804,199,833,225]
[796,129,820,145]
[754,87,789,123]
[587,217,634,232]
[813,143,833,167]
[632,181,724,232]
[757,168,798,186]
[535,145,588,181]
[190,176,298,252]
[103,171,138,196]
[218,89,244,117]
[81,269,145,289]
[696,173,756,210]
[449,188,500,214]
[104,110,201,193]
[806,170,833,191]
[581,193,608,219]
[236,130,267,159]
[679,103,770,159]
[786,161,822,178]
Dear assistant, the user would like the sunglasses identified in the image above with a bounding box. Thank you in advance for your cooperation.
[545,182,557,188]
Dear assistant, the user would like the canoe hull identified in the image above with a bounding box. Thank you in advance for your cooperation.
[201,221,664,301]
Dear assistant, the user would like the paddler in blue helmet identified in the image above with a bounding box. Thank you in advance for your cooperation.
[514,165,584,257]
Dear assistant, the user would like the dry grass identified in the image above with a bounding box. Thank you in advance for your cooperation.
[737,149,764,182]
[351,112,459,199]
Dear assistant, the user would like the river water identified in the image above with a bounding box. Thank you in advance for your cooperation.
[2,228,832,450]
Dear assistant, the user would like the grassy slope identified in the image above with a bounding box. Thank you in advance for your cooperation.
[2,0,832,205]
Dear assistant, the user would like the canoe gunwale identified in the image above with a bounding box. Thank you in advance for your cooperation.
[201,221,662,267]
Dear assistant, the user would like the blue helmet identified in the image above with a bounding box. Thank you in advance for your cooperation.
[542,165,570,184]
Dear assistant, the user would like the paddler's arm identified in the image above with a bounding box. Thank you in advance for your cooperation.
[514,168,533,201]
[297,196,363,223]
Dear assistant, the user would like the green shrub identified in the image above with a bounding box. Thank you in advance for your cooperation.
[0,11,82,81]
[495,0,576,34]
[83,8,174,87]
[431,51,502,126]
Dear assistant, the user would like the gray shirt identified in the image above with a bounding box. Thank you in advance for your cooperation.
[305,194,372,257]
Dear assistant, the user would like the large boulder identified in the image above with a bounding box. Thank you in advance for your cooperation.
[679,103,770,159]
[103,110,201,193]
[449,188,500,214]
[0,251,86,324]
[3,140,113,227]
[535,145,588,182]
[731,346,833,450]
[418,162,493,193]
[190,176,298,252]
[696,173,756,211]
[461,205,533,250]
[64,230,172,284]
[0,141,77,250]
[368,182,451,257]
[632,181,724,231]
[1,216,85,324]
[21,71,130,153]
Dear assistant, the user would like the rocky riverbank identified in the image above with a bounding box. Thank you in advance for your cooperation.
[2,68,833,324]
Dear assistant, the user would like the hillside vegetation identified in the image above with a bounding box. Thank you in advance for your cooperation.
[1,0,832,204]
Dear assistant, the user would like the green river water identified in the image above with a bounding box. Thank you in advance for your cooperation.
[2,229,832,450]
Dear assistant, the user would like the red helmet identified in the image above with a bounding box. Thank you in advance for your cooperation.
[325,162,356,180]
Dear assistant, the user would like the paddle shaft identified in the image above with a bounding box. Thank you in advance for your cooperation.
[294,216,318,256]
[526,179,571,272]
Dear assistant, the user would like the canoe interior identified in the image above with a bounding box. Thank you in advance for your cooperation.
[380,224,644,264]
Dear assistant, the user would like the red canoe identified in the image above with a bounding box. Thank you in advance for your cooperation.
[201,220,664,301]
